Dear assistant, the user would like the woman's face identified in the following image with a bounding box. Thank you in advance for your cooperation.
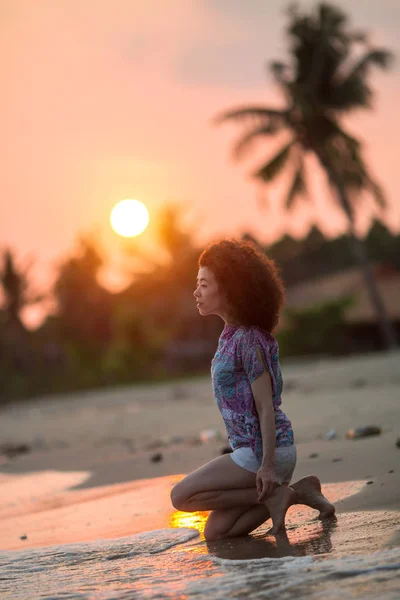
[194,266,226,318]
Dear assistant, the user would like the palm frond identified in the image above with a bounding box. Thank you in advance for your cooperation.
[232,123,283,161]
[328,120,361,149]
[285,158,306,209]
[330,49,395,111]
[318,2,347,32]
[367,178,386,209]
[348,49,394,78]
[328,77,372,110]
[323,133,387,211]
[253,141,295,182]
[213,106,288,126]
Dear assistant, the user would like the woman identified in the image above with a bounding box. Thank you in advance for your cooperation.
[171,240,335,539]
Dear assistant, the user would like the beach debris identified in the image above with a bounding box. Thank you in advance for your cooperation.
[309,453,319,459]
[150,452,163,463]
[325,428,337,440]
[221,446,233,455]
[388,470,394,474]
[366,480,374,485]
[332,458,343,462]
[350,378,367,388]
[199,429,221,443]
[396,438,400,449]
[345,426,382,439]
[0,443,31,459]
[20,535,27,541]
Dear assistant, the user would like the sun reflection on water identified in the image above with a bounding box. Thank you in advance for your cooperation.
[169,510,209,538]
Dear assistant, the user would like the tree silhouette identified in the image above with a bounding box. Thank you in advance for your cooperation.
[0,249,43,330]
[216,2,397,348]
[53,237,113,348]
[0,249,44,379]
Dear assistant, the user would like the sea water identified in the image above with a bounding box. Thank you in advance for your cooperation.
[1,527,399,600]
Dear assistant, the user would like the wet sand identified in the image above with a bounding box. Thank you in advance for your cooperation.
[1,425,399,558]
[0,467,399,560]
[0,350,399,559]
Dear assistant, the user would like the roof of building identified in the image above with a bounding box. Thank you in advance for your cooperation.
[284,265,400,324]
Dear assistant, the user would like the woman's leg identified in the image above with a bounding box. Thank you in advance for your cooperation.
[204,504,269,541]
[203,476,334,540]
[291,475,335,519]
[170,454,295,535]
[204,476,335,539]
[263,484,296,533]
[171,455,334,537]
[170,454,258,512]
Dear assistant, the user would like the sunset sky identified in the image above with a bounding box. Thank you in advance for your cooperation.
[2,0,400,314]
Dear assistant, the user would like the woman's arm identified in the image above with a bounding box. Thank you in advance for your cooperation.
[251,347,277,500]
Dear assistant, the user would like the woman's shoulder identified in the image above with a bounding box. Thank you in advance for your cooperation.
[234,325,277,355]
[239,325,276,342]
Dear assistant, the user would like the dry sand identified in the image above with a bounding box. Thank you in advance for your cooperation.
[0,350,399,555]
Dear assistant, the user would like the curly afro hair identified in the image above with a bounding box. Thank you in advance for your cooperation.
[199,239,285,333]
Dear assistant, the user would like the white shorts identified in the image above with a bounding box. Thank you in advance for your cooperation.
[230,444,297,484]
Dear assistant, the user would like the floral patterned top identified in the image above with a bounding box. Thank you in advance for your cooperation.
[211,324,294,463]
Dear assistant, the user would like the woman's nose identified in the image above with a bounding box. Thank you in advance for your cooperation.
[193,287,200,298]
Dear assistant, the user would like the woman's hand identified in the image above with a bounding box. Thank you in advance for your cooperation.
[256,465,277,502]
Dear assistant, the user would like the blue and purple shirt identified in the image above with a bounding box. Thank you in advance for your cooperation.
[211,324,294,463]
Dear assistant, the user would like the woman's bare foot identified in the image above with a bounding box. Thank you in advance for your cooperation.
[291,475,335,519]
[265,485,296,534]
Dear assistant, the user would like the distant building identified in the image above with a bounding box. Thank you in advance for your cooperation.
[282,264,400,350]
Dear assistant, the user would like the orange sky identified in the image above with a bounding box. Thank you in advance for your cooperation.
[2,0,400,324]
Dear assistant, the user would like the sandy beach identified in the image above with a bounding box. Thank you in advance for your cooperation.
[1,351,400,598]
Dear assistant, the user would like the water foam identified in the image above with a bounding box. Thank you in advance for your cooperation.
[1,529,399,600]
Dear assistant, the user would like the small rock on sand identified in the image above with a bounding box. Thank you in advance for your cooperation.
[350,378,367,388]
[346,426,382,439]
[0,444,31,459]
[150,453,163,463]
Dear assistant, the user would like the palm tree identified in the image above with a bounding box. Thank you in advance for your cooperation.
[215,2,397,349]
[0,249,44,373]
[0,249,40,330]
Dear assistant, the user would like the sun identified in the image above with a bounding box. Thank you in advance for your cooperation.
[110,199,149,237]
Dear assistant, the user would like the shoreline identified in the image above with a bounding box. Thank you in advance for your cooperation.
[1,350,399,558]
[1,432,399,553]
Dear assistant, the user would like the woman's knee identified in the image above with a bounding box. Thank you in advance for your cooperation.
[203,508,245,541]
[171,482,216,511]
[204,526,221,541]
[204,513,225,541]
[170,482,186,511]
